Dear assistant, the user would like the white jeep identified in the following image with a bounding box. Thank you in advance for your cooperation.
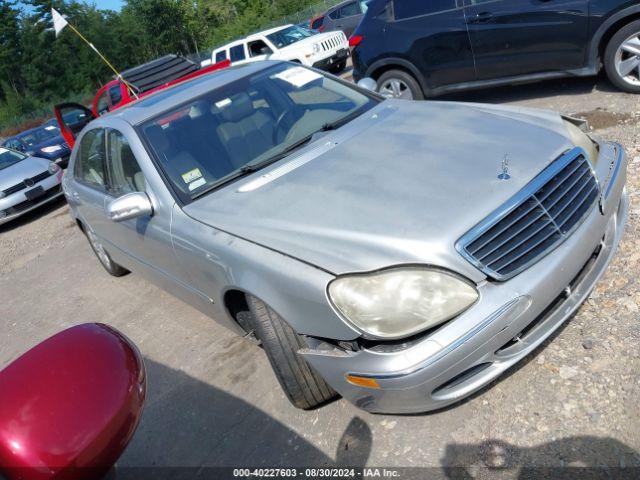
[212,24,349,73]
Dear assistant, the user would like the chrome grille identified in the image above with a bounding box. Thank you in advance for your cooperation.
[2,170,53,196]
[457,148,599,280]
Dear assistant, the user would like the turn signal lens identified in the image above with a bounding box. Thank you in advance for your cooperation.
[345,374,380,389]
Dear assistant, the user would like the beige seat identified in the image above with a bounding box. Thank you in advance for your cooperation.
[216,92,275,168]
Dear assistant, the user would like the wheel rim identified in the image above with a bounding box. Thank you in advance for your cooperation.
[87,229,112,268]
[615,32,640,86]
[378,78,414,100]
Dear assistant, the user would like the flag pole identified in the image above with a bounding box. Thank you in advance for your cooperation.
[54,11,139,99]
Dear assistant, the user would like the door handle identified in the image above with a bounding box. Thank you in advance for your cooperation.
[467,11,493,24]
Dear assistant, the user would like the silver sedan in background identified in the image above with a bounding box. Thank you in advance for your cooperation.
[58,62,627,414]
[0,147,63,226]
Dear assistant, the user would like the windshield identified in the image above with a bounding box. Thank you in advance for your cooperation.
[140,63,377,203]
[267,25,313,48]
[17,125,60,147]
[0,147,27,171]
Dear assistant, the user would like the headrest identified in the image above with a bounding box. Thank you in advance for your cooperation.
[219,92,254,123]
[145,125,170,153]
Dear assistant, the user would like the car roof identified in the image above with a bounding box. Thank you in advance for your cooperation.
[327,0,356,12]
[9,124,54,139]
[105,61,282,126]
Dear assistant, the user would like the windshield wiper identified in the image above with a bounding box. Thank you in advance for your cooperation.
[191,135,315,200]
[241,133,316,173]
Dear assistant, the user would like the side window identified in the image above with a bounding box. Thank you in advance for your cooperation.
[96,91,110,115]
[215,50,227,63]
[393,0,456,20]
[75,129,108,190]
[339,2,360,18]
[108,84,122,106]
[230,44,246,62]
[248,40,273,57]
[106,129,145,196]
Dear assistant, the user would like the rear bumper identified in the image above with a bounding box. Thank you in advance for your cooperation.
[303,143,628,414]
[312,48,349,70]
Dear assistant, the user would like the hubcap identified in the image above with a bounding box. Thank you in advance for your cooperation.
[615,32,640,86]
[378,78,414,100]
[87,230,111,268]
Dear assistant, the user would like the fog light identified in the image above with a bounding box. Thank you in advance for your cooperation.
[345,374,380,389]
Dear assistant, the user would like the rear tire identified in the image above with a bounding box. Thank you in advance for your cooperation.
[376,69,424,100]
[85,227,129,277]
[604,20,640,94]
[246,295,337,409]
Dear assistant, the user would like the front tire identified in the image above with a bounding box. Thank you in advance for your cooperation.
[376,69,424,100]
[604,20,640,94]
[330,60,347,74]
[246,295,337,409]
[85,227,129,277]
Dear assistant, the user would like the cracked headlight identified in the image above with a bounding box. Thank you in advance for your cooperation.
[563,118,599,166]
[328,267,478,339]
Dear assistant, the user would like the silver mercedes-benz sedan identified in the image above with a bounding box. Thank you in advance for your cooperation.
[0,147,64,225]
[59,61,627,413]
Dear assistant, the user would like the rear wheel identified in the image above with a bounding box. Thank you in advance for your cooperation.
[85,227,129,277]
[246,295,337,409]
[376,69,424,100]
[604,20,640,94]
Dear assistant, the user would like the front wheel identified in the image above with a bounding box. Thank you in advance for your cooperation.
[330,60,347,74]
[604,20,640,94]
[246,295,337,409]
[376,69,424,100]
[85,227,129,277]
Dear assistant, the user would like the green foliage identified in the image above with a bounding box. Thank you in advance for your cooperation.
[0,0,329,133]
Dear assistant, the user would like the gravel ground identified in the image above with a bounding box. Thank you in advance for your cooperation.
[1,72,639,477]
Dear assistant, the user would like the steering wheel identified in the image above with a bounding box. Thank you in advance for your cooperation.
[272,109,300,144]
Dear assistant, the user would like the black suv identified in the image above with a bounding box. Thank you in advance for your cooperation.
[351,0,640,99]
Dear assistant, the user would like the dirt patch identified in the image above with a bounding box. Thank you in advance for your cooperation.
[574,109,635,130]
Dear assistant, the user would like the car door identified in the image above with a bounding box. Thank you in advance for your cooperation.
[385,0,475,89]
[247,39,274,61]
[333,1,362,36]
[54,103,95,148]
[71,128,113,241]
[463,0,589,80]
[229,43,250,65]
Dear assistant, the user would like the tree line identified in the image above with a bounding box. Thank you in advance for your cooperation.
[0,0,322,133]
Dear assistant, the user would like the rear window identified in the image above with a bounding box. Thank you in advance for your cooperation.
[393,0,456,20]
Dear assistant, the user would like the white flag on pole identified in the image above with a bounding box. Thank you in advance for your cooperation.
[51,8,68,37]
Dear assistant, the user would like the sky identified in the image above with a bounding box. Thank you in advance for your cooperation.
[18,1,124,13]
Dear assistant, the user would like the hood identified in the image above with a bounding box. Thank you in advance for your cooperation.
[0,156,51,191]
[184,100,575,282]
[27,135,70,157]
[280,31,344,53]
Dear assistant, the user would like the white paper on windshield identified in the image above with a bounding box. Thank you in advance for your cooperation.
[181,168,202,184]
[0,148,8,154]
[274,67,322,88]
[188,177,206,191]
[215,98,232,109]
[45,125,57,131]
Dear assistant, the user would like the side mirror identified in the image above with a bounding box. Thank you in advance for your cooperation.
[356,77,378,92]
[106,192,153,222]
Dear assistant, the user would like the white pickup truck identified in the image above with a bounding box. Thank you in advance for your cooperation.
[211,24,349,73]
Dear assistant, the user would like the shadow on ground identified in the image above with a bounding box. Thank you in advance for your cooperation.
[438,72,617,105]
[442,437,640,479]
[119,360,639,479]
[121,359,372,470]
